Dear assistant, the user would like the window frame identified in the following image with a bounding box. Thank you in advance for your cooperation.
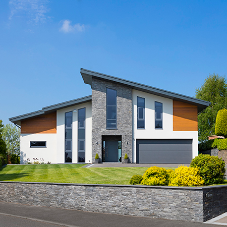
[78,107,86,163]
[137,96,145,129]
[155,101,163,130]
[106,88,117,129]
[65,111,73,163]
[30,141,46,148]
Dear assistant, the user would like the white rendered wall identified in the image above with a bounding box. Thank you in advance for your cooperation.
[132,89,198,163]
[20,134,57,164]
[56,101,92,163]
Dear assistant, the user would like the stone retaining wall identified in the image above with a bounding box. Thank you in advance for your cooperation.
[0,182,227,222]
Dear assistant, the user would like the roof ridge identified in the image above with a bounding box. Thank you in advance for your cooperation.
[80,68,211,107]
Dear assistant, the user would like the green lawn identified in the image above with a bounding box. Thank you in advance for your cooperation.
[0,164,152,185]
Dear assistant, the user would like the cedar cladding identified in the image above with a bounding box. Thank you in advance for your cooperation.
[173,100,198,131]
[21,112,56,134]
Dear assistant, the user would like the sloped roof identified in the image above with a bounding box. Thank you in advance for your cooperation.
[9,95,92,126]
[81,68,210,112]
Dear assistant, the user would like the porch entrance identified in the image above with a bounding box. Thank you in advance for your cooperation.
[102,135,122,162]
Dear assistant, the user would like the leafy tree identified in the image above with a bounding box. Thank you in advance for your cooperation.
[196,74,227,142]
[0,120,7,164]
[2,124,20,155]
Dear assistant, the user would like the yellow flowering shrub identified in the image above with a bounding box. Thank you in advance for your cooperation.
[141,166,170,186]
[169,166,204,187]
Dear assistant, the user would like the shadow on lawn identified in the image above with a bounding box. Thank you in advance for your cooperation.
[0,173,29,181]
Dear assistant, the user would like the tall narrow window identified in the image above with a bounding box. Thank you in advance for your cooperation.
[155,101,163,129]
[137,97,145,129]
[65,111,72,163]
[78,108,86,162]
[106,88,117,129]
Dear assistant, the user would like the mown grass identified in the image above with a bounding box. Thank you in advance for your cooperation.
[0,164,153,185]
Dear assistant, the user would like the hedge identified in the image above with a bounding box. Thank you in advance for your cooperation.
[215,108,227,137]
[212,138,227,150]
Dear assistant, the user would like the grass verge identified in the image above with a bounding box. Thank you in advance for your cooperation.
[0,164,154,185]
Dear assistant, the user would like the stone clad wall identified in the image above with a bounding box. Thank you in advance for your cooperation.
[203,186,227,221]
[1,182,227,222]
[0,182,205,222]
[91,78,133,163]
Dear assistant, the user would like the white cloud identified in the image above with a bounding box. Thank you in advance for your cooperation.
[60,20,85,33]
[9,0,49,23]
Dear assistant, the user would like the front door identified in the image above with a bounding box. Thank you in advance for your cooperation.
[105,140,118,162]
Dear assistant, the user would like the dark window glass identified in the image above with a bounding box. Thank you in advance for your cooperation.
[65,111,72,163]
[65,112,72,128]
[78,108,86,162]
[65,140,71,151]
[78,152,85,162]
[78,140,85,151]
[30,141,46,148]
[107,106,117,119]
[107,88,117,105]
[138,107,144,120]
[65,129,72,140]
[155,101,163,129]
[78,108,85,128]
[106,88,117,129]
[78,129,85,140]
[65,152,72,163]
[137,97,145,129]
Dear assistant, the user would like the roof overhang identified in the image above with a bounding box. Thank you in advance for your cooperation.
[81,68,210,112]
[9,95,92,126]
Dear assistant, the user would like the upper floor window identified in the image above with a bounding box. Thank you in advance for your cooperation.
[78,108,85,129]
[106,88,117,129]
[155,101,163,129]
[137,97,145,129]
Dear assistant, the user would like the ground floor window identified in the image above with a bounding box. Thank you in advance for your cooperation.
[30,141,46,148]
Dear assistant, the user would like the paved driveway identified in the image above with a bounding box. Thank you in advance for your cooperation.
[0,201,224,227]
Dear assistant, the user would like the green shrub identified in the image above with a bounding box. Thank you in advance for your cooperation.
[190,154,225,185]
[141,166,169,186]
[129,175,143,185]
[124,153,128,159]
[33,161,40,164]
[198,140,214,152]
[169,166,204,186]
[10,154,20,164]
[215,109,227,137]
[95,153,99,159]
[212,138,227,150]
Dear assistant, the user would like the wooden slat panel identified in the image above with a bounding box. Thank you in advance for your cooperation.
[173,100,198,131]
[21,112,56,134]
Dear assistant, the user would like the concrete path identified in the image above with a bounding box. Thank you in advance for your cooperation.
[0,201,223,227]
[84,163,190,168]
[205,212,227,226]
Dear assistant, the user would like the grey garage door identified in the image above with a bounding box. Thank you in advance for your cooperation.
[136,139,192,164]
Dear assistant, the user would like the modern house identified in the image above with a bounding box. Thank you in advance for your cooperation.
[10,69,210,164]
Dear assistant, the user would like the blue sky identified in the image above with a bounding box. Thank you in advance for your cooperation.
[1,0,227,125]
